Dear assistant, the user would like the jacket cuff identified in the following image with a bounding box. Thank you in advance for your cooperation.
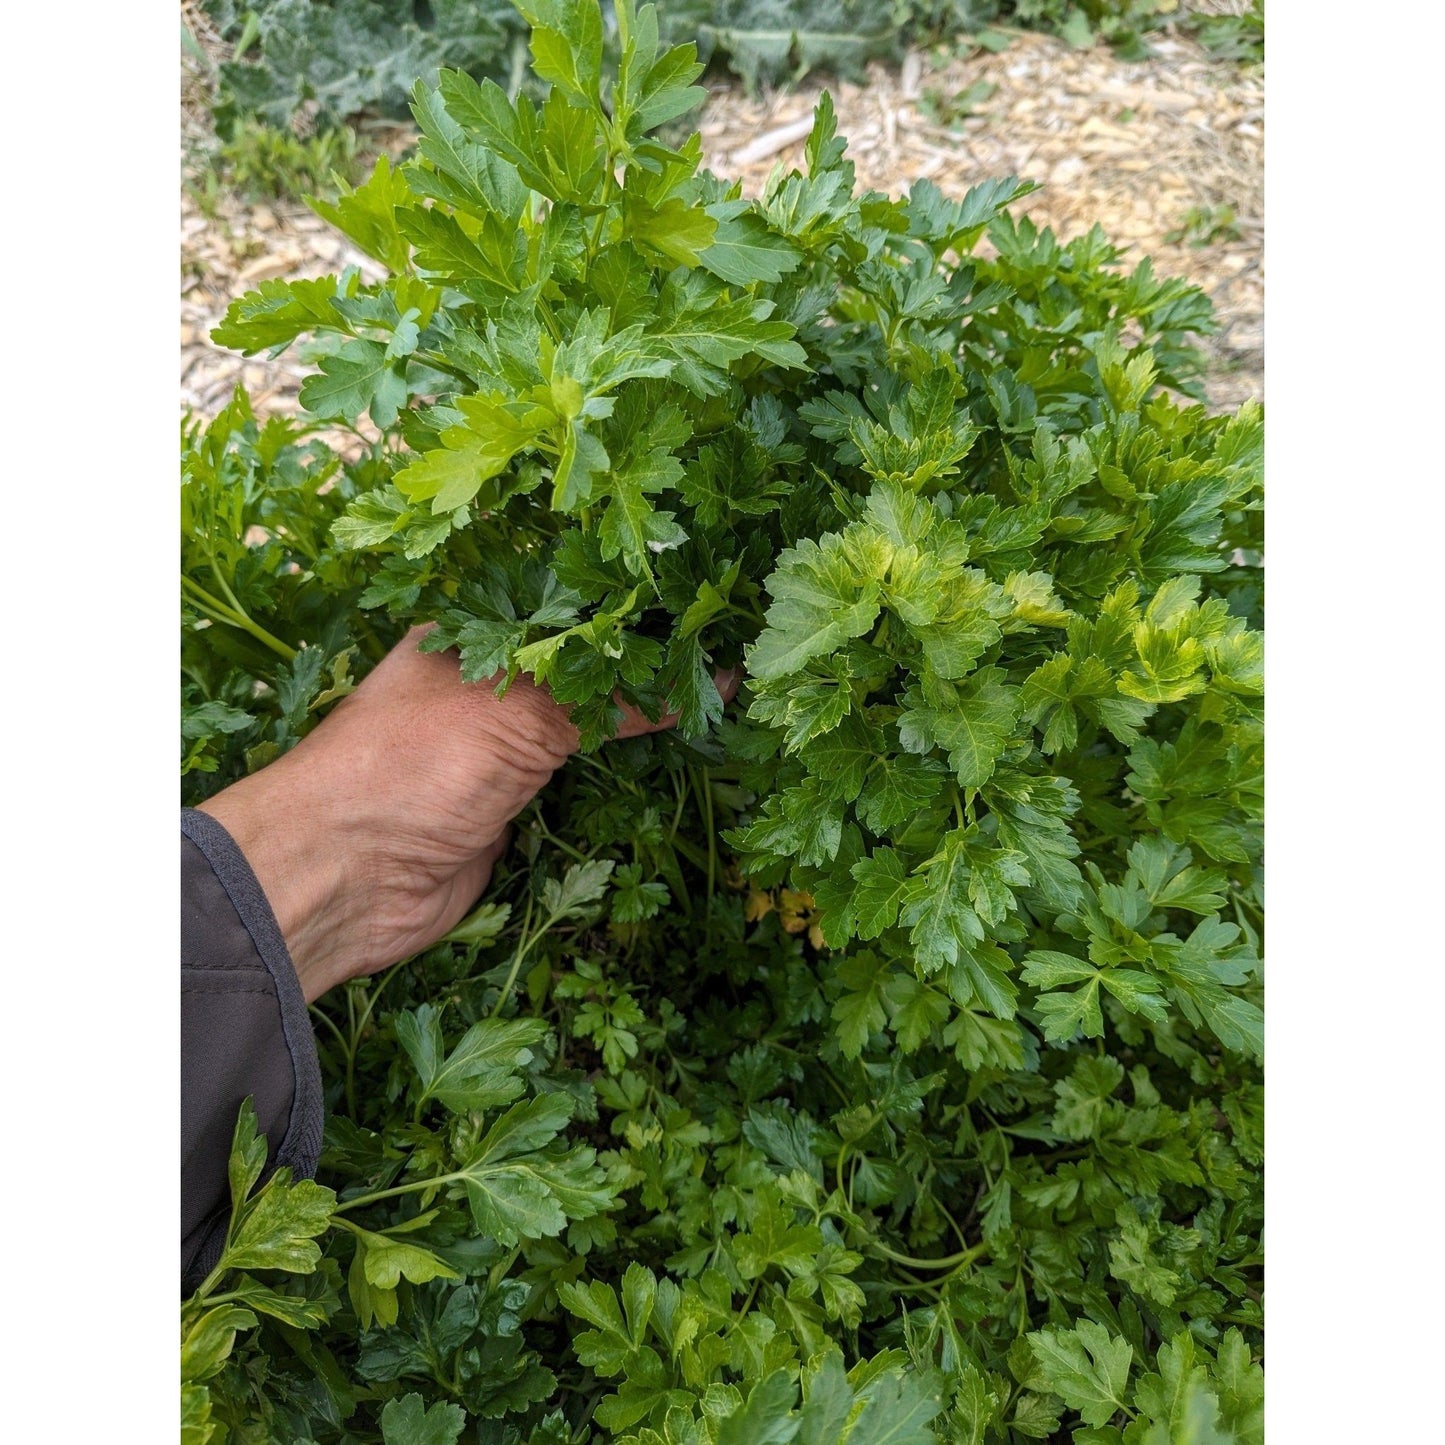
[181,807,325,1285]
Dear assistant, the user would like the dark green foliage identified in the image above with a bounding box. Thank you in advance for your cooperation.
[1187,0,1263,65]
[203,0,523,133]
[182,4,1263,1440]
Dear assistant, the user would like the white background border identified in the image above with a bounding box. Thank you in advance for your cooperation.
[5,0,1442,1432]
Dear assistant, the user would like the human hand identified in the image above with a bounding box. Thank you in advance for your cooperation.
[198,626,737,1003]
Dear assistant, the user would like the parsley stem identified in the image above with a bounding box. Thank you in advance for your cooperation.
[537,298,564,344]
[182,575,299,662]
[668,767,688,843]
[413,349,475,386]
[488,1245,523,1292]
[332,1172,465,1215]
[208,567,270,647]
[193,1290,245,1309]
[723,1281,761,1335]
[866,1239,988,1272]
[346,961,408,1116]
[309,1001,350,1063]
[491,894,540,1017]
[725,601,766,627]
[934,1192,972,1255]
[700,766,716,902]
[529,811,589,863]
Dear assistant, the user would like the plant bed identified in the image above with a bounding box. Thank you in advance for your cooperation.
[181,3,1263,1440]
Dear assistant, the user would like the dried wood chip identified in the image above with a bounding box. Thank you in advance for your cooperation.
[728,116,817,166]
[237,250,303,284]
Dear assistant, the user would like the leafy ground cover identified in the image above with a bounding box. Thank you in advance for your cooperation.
[194,0,1260,134]
[181,3,1263,1439]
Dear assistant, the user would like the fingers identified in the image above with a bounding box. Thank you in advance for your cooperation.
[611,667,744,740]
[396,623,743,751]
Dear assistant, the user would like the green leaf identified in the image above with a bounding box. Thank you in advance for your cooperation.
[394,394,550,514]
[224,1174,336,1275]
[1130,1333,1230,1445]
[518,0,604,108]
[611,862,671,922]
[558,1272,650,1376]
[1027,1322,1133,1428]
[399,205,526,296]
[1052,1055,1126,1140]
[832,952,890,1058]
[409,82,527,218]
[379,1392,467,1445]
[398,1007,548,1114]
[799,1353,857,1445]
[912,570,1006,678]
[333,484,411,549]
[856,753,949,833]
[226,1097,269,1215]
[1125,837,1227,914]
[440,900,512,947]
[701,203,804,286]
[350,1224,461,1290]
[882,973,951,1053]
[1033,978,1104,1042]
[655,276,808,396]
[749,535,881,681]
[211,275,347,353]
[597,439,687,576]
[1213,1330,1265,1445]
[180,1383,215,1445]
[1010,1392,1063,1439]
[1206,627,1263,695]
[659,633,726,737]
[900,829,1025,989]
[624,190,719,268]
[850,848,911,940]
[716,1370,800,1445]
[225,1273,336,1330]
[898,669,1019,789]
[456,1094,610,1245]
[543,858,617,916]
[181,1303,258,1383]
[847,1367,944,1443]
[308,155,413,273]
[300,339,408,428]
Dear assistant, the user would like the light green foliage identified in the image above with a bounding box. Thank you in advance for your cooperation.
[1164,205,1243,250]
[184,3,1262,1439]
[215,118,362,202]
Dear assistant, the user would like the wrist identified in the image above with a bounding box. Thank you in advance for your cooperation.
[197,746,374,1003]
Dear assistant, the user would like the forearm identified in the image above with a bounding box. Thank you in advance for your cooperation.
[195,741,370,1004]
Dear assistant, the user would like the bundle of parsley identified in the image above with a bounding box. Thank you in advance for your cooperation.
[181,3,1263,1440]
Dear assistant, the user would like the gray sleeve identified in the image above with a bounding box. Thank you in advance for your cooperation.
[181,808,324,1292]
